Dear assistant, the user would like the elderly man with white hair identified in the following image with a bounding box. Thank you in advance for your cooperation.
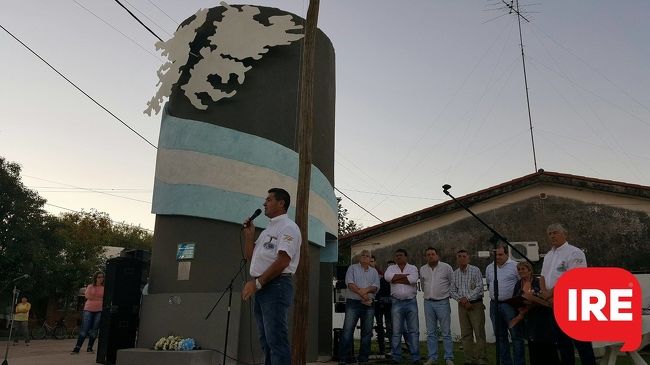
[338,249,380,365]
[541,223,596,365]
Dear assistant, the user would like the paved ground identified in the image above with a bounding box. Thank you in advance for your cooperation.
[0,339,338,365]
[0,339,97,365]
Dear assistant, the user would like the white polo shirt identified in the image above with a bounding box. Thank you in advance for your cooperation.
[541,241,587,289]
[249,214,301,277]
[420,261,453,300]
[384,263,419,300]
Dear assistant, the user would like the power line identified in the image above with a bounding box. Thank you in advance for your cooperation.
[45,202,153,233]
[0,23,158,149]
[24,175,152,204]
[334,187,384,223]
[145,0,179,25]
[27,186,151,192]
[114,0,163,42]
[122,0,174,37]
[71,0,164,62]
[336,188,445,201]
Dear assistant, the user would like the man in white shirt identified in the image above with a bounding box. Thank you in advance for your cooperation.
[242,188,301,365]
[450,249,487,365]
[485,244,524,365]
[420,247,455,365]
[338,249,380,364]
[384,248,421,364]
[541,223,595,365]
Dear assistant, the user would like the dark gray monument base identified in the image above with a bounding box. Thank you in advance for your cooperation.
[117,348,219,365]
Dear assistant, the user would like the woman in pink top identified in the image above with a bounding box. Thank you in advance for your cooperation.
[71,272,104,354]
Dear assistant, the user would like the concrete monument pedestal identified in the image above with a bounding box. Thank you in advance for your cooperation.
[117,348,219,365]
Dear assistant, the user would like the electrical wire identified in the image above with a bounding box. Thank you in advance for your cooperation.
[0,23,158,149]
[23,174,152,204]
[334,187,384,223]
[45,202,153,232]
[113,0,163,42]
[145,0,179,25]
[71,0,164,62]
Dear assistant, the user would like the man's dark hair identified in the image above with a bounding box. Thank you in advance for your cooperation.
[268,188,291,211]
[457,249,468,255]
[395,248,408,257]
[371,255,376,260]
[496,242,509,254]
[425,247,438,255]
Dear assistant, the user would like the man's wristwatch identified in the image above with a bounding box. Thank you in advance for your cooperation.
[255,278,262,290]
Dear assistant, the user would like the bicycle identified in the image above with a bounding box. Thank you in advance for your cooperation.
[68,320,81,339]
[30,318,67,340]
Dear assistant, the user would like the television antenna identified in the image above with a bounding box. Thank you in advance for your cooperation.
[499,0,538,172]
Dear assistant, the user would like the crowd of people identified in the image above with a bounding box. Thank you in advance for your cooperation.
[338,223,597,365]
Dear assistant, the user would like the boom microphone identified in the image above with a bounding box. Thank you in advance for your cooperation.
[242,208,262,229]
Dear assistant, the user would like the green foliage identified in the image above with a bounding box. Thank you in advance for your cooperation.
[0,157,153,318]
[0,157,48,292]
[337,197,362,265]
[338,197,361,237]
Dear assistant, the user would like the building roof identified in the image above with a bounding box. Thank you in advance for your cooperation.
[339,170,650,248]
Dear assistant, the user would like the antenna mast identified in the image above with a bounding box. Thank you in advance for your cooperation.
[503,0,538,172]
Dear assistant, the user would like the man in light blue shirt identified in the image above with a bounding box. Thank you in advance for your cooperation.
[485,244,524,365]
[338,249,380,364]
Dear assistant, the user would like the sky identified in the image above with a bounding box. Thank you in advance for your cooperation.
[1,0,649,231]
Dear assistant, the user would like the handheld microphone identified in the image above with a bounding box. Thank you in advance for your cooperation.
[242,209,262,229]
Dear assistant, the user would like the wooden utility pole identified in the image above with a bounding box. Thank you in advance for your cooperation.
[291,0,320,364]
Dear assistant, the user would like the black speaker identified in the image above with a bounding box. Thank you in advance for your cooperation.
[336,265,348,281]
[96,256,146,364]
[121,248,151,263]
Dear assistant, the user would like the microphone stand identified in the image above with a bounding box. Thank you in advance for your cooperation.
[2,286,19,365]
[205,259,247,365]
[442,184,533,365]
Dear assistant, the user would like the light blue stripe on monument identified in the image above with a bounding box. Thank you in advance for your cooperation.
[158,113,337,212]
[152,180,333,247]
[320,238,339,263]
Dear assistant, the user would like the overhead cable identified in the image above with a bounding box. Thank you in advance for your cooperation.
[0,23,158,149]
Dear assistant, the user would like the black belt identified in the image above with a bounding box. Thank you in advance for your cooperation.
[425,297,449,302]
[279,273,293,277]
[469,298,483,304]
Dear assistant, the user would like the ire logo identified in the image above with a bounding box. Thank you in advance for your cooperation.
[554,268,642,351]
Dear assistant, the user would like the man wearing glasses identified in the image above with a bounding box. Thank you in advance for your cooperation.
[338,250,380,364]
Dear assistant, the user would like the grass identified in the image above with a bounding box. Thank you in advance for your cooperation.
[346,340,650,364]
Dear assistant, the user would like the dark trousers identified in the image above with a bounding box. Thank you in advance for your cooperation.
[374,300,392,354]
[528,340,560,365]
[555,319,596,365]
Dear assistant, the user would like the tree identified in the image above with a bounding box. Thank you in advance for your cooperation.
[0,156,153,319]
[0,157,48,290]
[337,197,361,237]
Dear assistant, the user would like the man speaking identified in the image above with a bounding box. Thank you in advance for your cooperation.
[242,188,301,365]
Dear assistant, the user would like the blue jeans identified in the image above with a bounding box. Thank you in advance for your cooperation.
[424,298,453,361]
[490,301,525,365]
[391,297,420,362]
[253,276,293,365]
[338,299,374,363]
[75,310,101,350]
